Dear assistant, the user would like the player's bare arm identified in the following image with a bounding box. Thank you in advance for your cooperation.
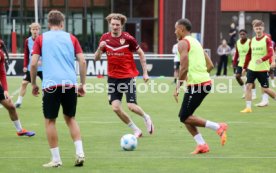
[174,39,189,103]
[204,51,214,73]
[136,48,149,82]
[30,54,40,96]
[95,41,106,61]
[76,53,87,96]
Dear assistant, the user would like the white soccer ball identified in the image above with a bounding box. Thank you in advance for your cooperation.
[120,134,138,151]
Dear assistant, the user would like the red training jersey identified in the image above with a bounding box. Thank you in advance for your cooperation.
[0,49,7,91]
[99,32,140,78]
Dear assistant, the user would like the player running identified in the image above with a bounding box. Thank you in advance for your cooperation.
[173,18,228,154]
[95,13,154,138]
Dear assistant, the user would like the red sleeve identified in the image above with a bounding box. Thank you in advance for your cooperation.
[32,35,43,56]
[23,39,29,68]
[261,38,273,62]
[126,33,140,52]
[233,45,239,66]
[70,34,83,54]
[243,41,252,69]
[0,52,8,91]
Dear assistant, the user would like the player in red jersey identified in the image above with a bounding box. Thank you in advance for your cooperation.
[95,13,154,138]
[0,39,35,137]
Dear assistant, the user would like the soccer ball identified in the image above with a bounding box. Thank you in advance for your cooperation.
[120,134,138,151]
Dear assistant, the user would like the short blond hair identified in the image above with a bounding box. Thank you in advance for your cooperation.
[29,22,41,29]
[252,19,264,27]
[105,13,127,26]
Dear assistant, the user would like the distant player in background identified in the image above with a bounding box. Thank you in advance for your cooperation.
[173,18,228,154]
[31,10,86,168]
[172,39,180,84]
[0,40,35,137]
[255,35,276,107]
[15,23,43,108]
[95,13,154,138]
[241,20,276,113]
[233,29,257,99]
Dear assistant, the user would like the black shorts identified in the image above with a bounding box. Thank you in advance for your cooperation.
[42,87,77,119]
[23,71,43,82]
[0,85,5,101]
[235,66,243,75]
[108,77,137,105]
[178,85,211,122]
[246,70,269,88]
[174,62,180,70]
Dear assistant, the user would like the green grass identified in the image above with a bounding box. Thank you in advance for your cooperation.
[1,77,276,173]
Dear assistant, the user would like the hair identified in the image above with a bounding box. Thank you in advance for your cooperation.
[29,22,41,29]
[239,29,247,34]
[252,19,264,27]
[47,10,65,26]
[105,13,127,26]
[176,18,192,31]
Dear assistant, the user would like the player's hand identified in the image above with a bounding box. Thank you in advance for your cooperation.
[98,41,107,49]
[173,88,179,103]
[4,91,11,100]
[271,62,276,68]
[256,59,263,64]
[77,84,86,97]
[242,69,246,76]
[23,67,27,73]
[32,85,40,97]
[143,73,149,83]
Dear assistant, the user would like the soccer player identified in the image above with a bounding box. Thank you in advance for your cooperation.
[15,23,43,108]
[233,29,257,99]
[173,18,228,154]
[94,13,154,138]
[241,20,276,113]
[30,10,86,167]
[0,40,35,137]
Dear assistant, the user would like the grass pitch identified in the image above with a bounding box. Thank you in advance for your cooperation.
[0,77,276,173]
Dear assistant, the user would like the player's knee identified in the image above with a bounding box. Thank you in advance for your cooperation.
[112,105,121,114]
[127,103,136,112]
[7,104,16,112]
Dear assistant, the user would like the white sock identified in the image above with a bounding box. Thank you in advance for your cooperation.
[262,93,269,103]
[128,122,139,131]
[143,114,150,121]
[205,120,219,131]
[246,101,251,109]
[13,120,23,132]
[74,140,84,156]
[16,96,23,104]
[50,147,61,162]
[193,133,206,145]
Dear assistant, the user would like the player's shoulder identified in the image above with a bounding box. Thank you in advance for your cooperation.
[122,32,136,40]
[101,32,111,39]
